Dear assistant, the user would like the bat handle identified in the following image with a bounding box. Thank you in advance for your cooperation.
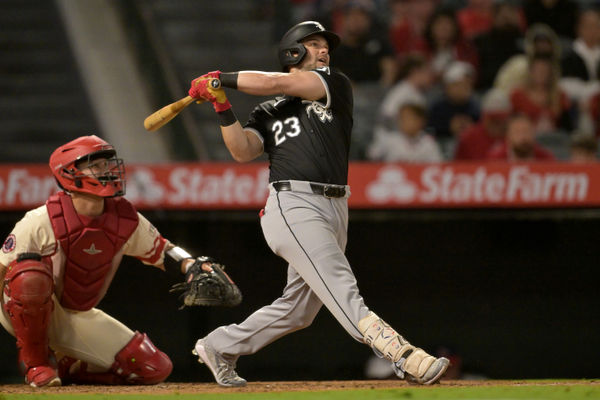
[143,78,221,132]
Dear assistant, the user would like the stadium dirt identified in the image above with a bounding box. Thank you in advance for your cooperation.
[1,380,598,394]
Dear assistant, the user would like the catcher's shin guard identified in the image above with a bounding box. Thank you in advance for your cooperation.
[358,312,449,385]
[58,332,172,385]
[58,355,123,385]
[3,254,60,387]
[112,331,172,384]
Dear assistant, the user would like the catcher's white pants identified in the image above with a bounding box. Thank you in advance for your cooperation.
[1,291,134,370]
[206,184,370,359]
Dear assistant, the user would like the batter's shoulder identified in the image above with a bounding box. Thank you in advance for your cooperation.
[313,66,351,83]
[255,98,278,114]
[251,97,296,117]
[330,67,351,82]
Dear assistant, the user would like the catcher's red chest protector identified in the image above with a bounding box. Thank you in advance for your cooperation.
[46,192,139,311]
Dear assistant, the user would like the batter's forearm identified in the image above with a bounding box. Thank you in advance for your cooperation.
[234,71,287,96]
[221,122,263,162]
[224,71,325,100]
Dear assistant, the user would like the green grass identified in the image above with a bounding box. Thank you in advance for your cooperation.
[2,383,599,400]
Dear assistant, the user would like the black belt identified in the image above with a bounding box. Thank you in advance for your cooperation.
[273,181,347,198]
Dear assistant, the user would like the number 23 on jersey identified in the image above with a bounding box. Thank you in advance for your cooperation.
[272,117,301,146]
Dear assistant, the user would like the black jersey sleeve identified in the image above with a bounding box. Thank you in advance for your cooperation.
[310,67,353,116]
[244,100,276,141]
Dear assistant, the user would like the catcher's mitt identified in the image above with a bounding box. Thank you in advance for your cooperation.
[169,256,242,309]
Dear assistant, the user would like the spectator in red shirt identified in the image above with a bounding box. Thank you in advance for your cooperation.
[509,53,572,135]
[454,88,511,160]
[487,114,555,160]
[456,0,494,40]
[388,0,439,57]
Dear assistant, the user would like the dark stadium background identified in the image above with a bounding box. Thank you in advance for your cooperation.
[1,209,598,382]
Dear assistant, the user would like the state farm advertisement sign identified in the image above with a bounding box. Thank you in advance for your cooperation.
[350,163,595,208]
[0,162,599,210]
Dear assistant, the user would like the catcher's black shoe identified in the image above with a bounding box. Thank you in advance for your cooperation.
[193,338,246,387]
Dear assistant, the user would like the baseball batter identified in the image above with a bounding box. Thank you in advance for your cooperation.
[186,21,449,387]
[0,135,238,387]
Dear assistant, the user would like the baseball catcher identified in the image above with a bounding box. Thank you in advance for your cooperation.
[0,135,241,388]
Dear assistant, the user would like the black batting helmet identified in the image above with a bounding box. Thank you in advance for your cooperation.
[278,21,340,70]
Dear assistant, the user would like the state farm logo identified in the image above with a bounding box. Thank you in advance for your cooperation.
[365,165,590,204]
[126,166,270,207]
[366,167,417,203]
[126,168,165,204]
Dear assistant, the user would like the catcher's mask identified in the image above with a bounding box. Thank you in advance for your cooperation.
[49,135,125,197]
[278,21,340,71]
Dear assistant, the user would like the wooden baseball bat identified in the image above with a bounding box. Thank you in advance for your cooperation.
[143,78,221,131]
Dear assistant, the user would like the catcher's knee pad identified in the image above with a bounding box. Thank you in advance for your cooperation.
[358,312,438,382]
[111,331,172,384]
[3,254,55,371]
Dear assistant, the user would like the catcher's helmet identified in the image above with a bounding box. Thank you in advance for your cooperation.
[49,135,125,197]
[278,21,340,70]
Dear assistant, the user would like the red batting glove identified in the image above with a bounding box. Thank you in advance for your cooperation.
[206,70,221,80]
[208,87,232,113]
[204,70,231,112]
[188,75,217,102]
[189,71,231,113]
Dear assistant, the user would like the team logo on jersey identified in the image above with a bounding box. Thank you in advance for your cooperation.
[2,234,16,253]
[305,101,333,123]
[83,243,102,255]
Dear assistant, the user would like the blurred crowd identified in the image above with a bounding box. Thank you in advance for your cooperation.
[263,0,600,163]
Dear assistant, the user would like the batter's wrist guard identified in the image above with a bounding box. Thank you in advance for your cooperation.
[220,72,239,89]
[213,98,232,113]
[217,108,237,127]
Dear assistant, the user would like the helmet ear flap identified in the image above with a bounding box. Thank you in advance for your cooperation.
[279,43,307,70]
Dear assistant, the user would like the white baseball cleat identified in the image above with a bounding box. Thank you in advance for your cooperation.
[358,312,450,385]
[393,354,450,385]
[193,338,247,387]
